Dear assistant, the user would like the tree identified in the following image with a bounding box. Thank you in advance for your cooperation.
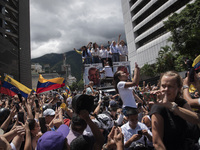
[164,0,200,57]
[155,46,176,73]
[77,79,84,91]
[140,63,156,77]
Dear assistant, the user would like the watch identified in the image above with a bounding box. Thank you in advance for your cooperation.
[102,143,108,150]
[183,85,189,90]
[169,102,178,112]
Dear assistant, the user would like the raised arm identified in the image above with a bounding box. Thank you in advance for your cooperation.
[124,62,140,88]
[1,106,16,132]
[74,48,82,55]
[79,110,104,150]
[117,34,121,46]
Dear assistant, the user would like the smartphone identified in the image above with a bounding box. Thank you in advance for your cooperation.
[57,101,62,108]
[138,130,142,135]
[14,102,20,112]
[142,92,157,102]
[39,117,47,133]
[18,94,22,103]
[18,112,24,124]
[35,99,39,108]
[189,68,195,82]
[114,121,118,127]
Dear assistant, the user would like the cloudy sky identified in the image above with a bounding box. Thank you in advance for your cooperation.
[30,0,126,59]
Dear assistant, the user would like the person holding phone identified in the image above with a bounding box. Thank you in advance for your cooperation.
[121,108,152,149]
[27,119,41,150]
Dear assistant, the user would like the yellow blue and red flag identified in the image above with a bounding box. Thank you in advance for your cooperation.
[192,55,200,70]
[66,85,71,95]
[0,75,32,98]
[36,74,65,93]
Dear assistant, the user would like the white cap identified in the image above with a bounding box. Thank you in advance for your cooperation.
[43,108,55,117]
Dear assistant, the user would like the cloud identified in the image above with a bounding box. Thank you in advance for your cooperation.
[30,0,125,58]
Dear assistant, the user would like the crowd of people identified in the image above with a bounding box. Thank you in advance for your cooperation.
[74,34,128,66]
[0,61,200,150]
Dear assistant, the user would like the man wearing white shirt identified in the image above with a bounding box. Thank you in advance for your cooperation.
[121,109,152,150]
[110,41,121,62]
[100,61,113,78]
[117,34,128,62]
[99,45,107,67]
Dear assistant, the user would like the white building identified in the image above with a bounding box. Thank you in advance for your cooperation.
[121,0,193,71]
[31,63,43,74]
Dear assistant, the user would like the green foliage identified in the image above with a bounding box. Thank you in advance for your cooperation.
[155,46,176,73]
[70,79,84,91]
[164,0,200,57]
[70,82,78,91]
[77,79,84,90]
[174,54,189,72]
[140,63,156,77]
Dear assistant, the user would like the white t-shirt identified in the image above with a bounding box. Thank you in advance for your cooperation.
[117,81,136,108]
[121,122,152,149]
[103,66,113,77]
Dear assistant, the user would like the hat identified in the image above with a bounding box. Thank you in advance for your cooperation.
[0,108,10,124]
[109,100,118,108]
[72,94,95,114]
[37,124,70,150]
[43,108,55,117]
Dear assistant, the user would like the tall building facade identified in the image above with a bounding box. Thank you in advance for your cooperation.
[0,0,31,87]
[121,0,192,71]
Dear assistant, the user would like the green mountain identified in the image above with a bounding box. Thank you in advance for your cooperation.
[31,51,83,81]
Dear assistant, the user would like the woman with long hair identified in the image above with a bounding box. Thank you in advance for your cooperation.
[113,63,140,116]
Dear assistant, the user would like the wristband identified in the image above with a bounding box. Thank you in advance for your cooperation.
[183,85,189,90]
[198,98,200,105]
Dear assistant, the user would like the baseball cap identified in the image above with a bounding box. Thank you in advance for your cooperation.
[109,100,118,107]
[43,108,55,117]
[37,124,70,150]
[109,100,118,111]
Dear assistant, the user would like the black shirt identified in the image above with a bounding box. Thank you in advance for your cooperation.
[150,98,196,150]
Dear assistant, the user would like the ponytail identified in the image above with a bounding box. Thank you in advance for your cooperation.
[113,71,121,93]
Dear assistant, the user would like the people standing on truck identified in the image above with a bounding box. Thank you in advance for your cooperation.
[99,61,113,79]
[114,62,140,116]
[74,42,92,64]
[117,34,128,62]
[99,45,107,67]
[106,46,113,67]
[91,42,100,64]
[110,40,121,62]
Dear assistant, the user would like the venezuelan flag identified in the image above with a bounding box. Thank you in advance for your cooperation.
[0,75,32,98]
[36,74,65,93]
[66,85,71,95]
[192,55,200,70]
